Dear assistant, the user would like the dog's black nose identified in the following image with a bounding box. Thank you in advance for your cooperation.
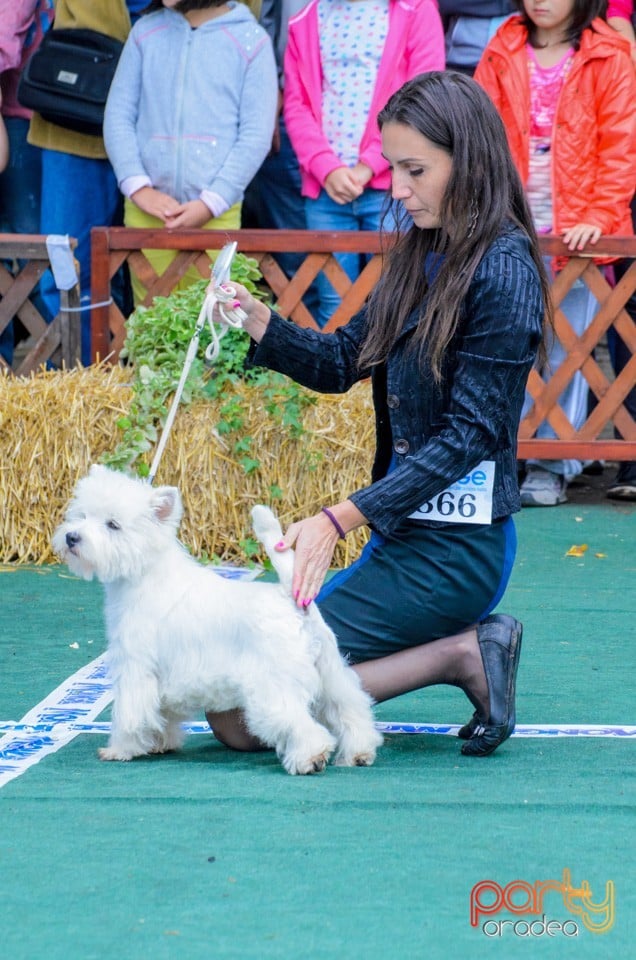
[66,531,81,549]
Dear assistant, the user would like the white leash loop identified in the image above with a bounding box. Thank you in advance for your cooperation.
[147,258,247,485]
[204,282,247,363]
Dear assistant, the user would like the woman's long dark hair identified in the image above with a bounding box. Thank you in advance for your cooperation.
[359,71,552,380]
[514,0,607,49]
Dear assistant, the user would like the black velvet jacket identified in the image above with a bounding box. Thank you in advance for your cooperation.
[250,226,544,537]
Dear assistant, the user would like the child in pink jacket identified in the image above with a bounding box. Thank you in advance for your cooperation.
[284,0,444,327]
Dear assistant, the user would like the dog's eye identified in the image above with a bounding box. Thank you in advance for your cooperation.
[106,519,121,531]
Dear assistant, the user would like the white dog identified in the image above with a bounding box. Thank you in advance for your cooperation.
[52,465,382,775]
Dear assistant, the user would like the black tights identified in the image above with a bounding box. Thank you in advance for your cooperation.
[207,626,489,751]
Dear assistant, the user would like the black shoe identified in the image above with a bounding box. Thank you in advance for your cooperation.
[457,712,482,740]
[461,614,523,757]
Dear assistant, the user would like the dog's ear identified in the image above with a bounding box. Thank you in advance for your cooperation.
[150,486,183,526]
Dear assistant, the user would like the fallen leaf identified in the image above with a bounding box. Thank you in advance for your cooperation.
[565,544,588,557]
[595,553,607,559]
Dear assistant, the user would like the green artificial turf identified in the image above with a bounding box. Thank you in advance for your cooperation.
[1,500,634,959]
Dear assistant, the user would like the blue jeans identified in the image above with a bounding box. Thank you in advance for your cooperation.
[39,149,124,365]
[0,118,47,364]
[305,187,387,328]
[522,260,599,481]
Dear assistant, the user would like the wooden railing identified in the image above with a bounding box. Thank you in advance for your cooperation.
[90,227,636,462]
[0,234,80,374]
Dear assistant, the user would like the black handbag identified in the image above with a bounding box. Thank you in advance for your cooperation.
[17,27,124,136]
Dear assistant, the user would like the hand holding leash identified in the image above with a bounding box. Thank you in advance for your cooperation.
[208,278,271,346]
[204,280,247,363]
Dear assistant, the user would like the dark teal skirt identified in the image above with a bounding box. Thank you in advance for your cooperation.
[317,517,516,663]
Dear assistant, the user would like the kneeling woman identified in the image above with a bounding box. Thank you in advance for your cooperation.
[207,71,550,759]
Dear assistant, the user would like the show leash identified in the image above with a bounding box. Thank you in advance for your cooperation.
[203,282,247,363]
[147,258,246,486]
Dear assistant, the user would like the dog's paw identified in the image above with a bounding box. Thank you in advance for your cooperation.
[149,727,184,754]
[334,729,383,767]
[285,746,332,776]
[334,748,376,767]
[98,745,137,761]
[282,735,335,775]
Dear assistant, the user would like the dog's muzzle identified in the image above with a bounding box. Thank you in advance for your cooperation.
[65,531,81,550]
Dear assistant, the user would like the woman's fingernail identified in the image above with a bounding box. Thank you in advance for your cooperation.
[232,300,241,309]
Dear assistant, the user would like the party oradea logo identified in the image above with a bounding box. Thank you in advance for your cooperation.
[470,869,614,938]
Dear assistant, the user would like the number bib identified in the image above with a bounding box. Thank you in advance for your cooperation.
[409,460,495,525]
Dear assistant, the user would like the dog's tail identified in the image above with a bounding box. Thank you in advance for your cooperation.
[250,505,295,593]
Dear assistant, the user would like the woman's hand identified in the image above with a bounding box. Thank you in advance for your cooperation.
[207,279,271,342]
[277,513,339,608]
[276,501,367,608]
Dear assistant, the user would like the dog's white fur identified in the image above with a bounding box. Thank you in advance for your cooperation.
[52,465,382,775]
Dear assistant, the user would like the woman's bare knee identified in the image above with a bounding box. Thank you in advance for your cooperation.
[206,708,268,752]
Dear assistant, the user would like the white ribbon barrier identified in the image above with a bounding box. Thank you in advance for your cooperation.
[1,651,633,791]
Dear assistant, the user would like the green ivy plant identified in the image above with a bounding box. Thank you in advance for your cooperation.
[103,254,316,483]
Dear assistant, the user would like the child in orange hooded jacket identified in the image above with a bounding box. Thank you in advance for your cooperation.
[475,0,636,506]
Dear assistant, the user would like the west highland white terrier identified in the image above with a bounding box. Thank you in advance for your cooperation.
[52,465,382,775]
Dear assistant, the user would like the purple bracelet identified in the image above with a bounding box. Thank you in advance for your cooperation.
[321,506,346,540]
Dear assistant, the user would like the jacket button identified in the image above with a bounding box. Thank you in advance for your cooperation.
[387,394,400,408]
[394,439,409,455]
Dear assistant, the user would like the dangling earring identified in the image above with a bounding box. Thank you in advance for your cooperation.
[468,195,479,238]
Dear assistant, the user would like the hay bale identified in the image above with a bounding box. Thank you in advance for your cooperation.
[0,367,374,565]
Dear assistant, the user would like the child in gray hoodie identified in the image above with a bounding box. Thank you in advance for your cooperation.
[104,0,277,303]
